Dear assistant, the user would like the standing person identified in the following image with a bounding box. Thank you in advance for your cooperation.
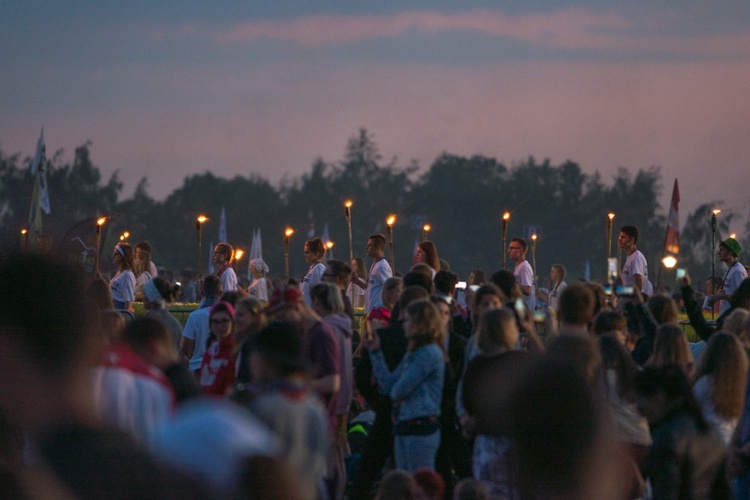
[110,243,136,310]
[322,259,355,321]
[536,264,567,316]
[232,297,267,388]
[302,237,327,306]
[363,300,446,472]
[180,275,222,374]
[213,242,238,293]
[508,238,535,311]
[136,240,159,277]
[248,258,270,305]
[347,257,367,309]
[618,225,653,295]
[416,241,441,277]
[134,248,153,302]
[351,233,393,314]
[143,277,183,350]
[710,238,748,315]
[198,301,237,396]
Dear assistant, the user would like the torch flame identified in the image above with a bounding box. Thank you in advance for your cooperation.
[712,209,722,216]
[502,212,510,221]
[285,228,295,237]
[344,200,353,208]
[234,249,244,260]
[197,215,209,224]
[326,241,334,249]
[608,213,615,220]
[423,224,431,232]
[531,234,537,241]
[387,215,396,226]
[96,217,108,226]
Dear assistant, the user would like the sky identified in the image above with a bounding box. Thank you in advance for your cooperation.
[2,0,749,230]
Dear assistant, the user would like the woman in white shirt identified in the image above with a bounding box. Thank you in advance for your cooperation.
[110,243,136,310]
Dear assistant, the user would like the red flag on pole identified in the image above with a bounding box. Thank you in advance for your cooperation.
[664,179,680,254]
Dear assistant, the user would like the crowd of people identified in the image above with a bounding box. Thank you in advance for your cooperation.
[2,225,750,499]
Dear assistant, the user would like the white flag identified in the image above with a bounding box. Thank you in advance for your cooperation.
[219,207,227,243]
[32,127,51,215]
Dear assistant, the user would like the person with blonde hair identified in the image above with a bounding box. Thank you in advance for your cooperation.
[692,331,749,444]
[247,258,270,304]
[364,300,446,471]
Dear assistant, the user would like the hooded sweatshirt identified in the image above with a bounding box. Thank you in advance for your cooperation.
[323,313,354,416]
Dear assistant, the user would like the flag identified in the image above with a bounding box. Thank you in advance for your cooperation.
[249,228,263,260]
[208,240,215,274]
[307,209,315,238]
[584,259,591,281]
[28,127,51,235]
[57,217,108,277]
[219,207,227,243]
[664,179,680,255]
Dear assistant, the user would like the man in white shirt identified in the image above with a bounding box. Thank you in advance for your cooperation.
[351,234,392,313]
[180,275,222,372]
[508,238,535,311]
[213,242,238,293]
[618,225,653,296]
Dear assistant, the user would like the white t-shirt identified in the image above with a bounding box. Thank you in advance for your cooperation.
[548,280,568,313]
[514,260,535,311]
[248,277,269,303]
[218,266,238,293]
[110,270,136,304]
[365,258,393,313]
[136,271,153,300]
[302,262,326,306]
[622,250,653,295]
[183,306,212,371]
[346,282,366,308]
[149,261,158,277]
[720,262,748,315]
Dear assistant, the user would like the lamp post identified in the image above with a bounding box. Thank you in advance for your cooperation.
[95,217,107,274]
[711,209,722,320]
[386,215,396,272]
[284,228,294,283]
[20,228,28,254]
[502,212,510,270]
[196,215,209,282]
[344,200,353,264]
[530,233,538,292]
[422,224,431,242]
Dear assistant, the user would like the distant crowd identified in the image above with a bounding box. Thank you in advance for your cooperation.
[2,224,750,499]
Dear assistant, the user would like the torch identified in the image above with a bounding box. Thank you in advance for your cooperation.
[196,215,209,282]
[344,200,353,265]
[530,233,539,292]
[284,228,294,283]
[95,217,107,274]
[20,228,28,254]
[386,215,396,272]
[233,248,244,270]
[502,212,510,270]
[422,224,431,242]
[711,209,722,320]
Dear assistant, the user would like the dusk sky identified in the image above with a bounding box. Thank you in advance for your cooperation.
[2,1,749,229]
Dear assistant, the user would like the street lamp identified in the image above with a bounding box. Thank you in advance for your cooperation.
[422,224,431,242]
[284,228,294,282]
[196,215,209,282]
[386,215,396,272]
[662,255,677,269]
[344,200,353,264]
[502,212,510,270]
[95,217,108,274]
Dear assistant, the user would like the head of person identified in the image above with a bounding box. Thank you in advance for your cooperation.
[135,240,152,259]
[429,296,452,332]
[478,307,519,354]
[647,323,693,372]
[202,274,222,299]
[86,278,114,310]
[550,264,566,284]
[234,297,266,337]
[433,270,458,296]
[249,321,307,382]
[635,365,708,431]
[323,259,351,289]
[693,331,748,420]
[134,248,152,276]
[112,243,135,272]
[471,284,506,327]
[403,270,435,295]
[381,276,404,311]
[592,310,627,345]
[719,237,741,263]
[507,238,527,262]
[412,467,445,500]
[721,308,749,337]
[351,257,366,279]
[557,284,595,327]
[0,256,99,429]
[209,301,235,340]
[374,469,419,500]
[599,334,640,403]
[220,291,242,307]
[416,241,440,271]
[120,317,176,369]
[263,285,307,325]
[647,295,679,325]
[452,478,490,500]
[618,225,639,250]
[583,282,609,317]
[143,277,180,310]
[705,276,721,295]
[397,285,431,320]
[248,258,269,278]
[366,234,386,259]
[468,269,485,286]
[409,263,434,280]
[304,237,325,264]
[212,243,233,266]
[310,282,344,317]
[489,269,518,300]
[403,300,446,354]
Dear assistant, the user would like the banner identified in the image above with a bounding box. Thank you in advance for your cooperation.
[58,217,109,277]
[664,179,680,255]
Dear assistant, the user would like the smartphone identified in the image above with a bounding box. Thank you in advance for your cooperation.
[676,268,686,279]
[514,298,526,320]
[455,281,467,290]
[616,285,635,297]
[603,284,613,296]
[532,310,546,323]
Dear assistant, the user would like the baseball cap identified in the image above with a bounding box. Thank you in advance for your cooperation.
[264,285,302,314]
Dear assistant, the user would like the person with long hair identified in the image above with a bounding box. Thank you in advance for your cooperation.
[110,243,136,310]
[134,248,153,301]
[416,241,441,277]
[692,331,749,445]
[347,257,367,308]
[198,301,237,396]
[646,323,694,373]
[302,237,326,306]
[143,277,183,350]
[364,300,446,471]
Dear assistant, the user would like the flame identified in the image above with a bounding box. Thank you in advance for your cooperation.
[344,200,353,208]
[285,228,295,237]
[502,212,510,221]
[386,215,396,226]
[197,215,209,224]
[608,213,615,220]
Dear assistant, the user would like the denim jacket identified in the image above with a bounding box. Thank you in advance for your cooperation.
[371,343,444,422]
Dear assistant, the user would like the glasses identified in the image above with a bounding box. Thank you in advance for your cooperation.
[210,318,231,325]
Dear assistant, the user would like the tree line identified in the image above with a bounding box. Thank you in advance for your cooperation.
[1,128,743,286]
